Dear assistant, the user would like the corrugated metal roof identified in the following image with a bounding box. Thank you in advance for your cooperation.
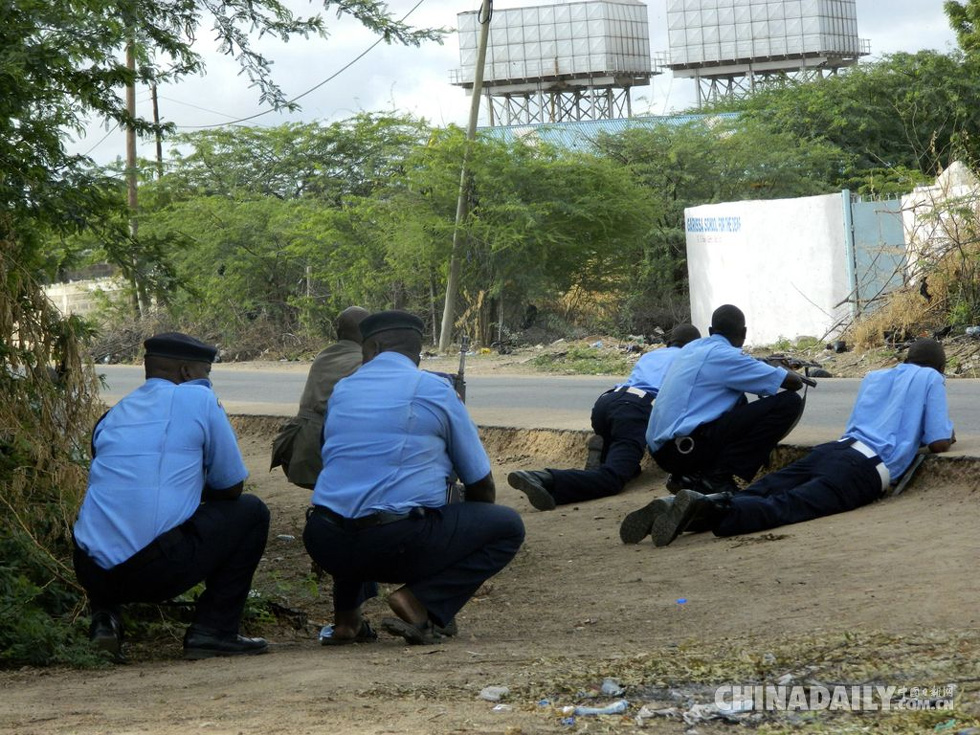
[478,114,738,150]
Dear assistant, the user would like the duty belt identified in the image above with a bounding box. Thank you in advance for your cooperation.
[840,438,890,492]
[608,386,655,404]
[307,504,421,530]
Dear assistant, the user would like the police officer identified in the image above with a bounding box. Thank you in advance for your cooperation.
[271,306,370,488]
[303,311,525,645]
[506,324,701,510]
[620,304,804,543]
[641,337,955,546]
[73,333,270,660]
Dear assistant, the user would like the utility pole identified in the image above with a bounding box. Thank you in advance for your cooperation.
[151,83,163,179]
[125,37,143,319]
[438,0,492,352]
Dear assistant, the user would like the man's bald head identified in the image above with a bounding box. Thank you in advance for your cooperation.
[906,337,946,374]
[709,304,747,348]
[668,323,701,348]
[335,306,370,343]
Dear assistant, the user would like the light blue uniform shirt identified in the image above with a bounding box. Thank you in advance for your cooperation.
[74,378,248,569]
[312,351,491,518]
[646,334,787,453]
[843,362,953,478]
[618,345,682,396]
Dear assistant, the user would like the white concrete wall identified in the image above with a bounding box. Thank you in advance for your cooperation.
[43,277,126,317]
[685,192,850,346]
[901,161,980,282]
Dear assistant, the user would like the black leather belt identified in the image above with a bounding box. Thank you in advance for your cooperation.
[308,504,420,530]
[606,386,655,405]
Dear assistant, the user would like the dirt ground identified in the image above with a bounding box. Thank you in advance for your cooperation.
[3,349,980,734]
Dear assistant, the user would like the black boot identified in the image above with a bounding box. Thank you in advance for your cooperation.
[695,473,739,496]
[619,496,673,544]
[183,625,269,659]
[506,470,556,511]
[89,609,125,663]
[651,489,732,547]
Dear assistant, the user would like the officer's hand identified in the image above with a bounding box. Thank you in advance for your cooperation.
[780,370,805,392]
[464,473,495,503]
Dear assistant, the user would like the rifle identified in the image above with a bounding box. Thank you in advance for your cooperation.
[762,353,820,388]
[443,335,471,505]
[453,335,470,402]
[890,453,926,497]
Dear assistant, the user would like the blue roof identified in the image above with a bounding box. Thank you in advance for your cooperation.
[479,114,739,150]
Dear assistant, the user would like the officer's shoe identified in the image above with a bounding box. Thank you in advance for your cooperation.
[584,434,604,470]
[694,473,740,496]
[665,473,696,494]
[89,610,124,662]
[434,618,459,637]
[619,496,673,544]
[651,489,732,547]
[507,470,557,511]
[183,625,269,660]
[381,617,445,645]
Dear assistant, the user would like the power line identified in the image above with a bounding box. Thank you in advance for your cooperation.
[81,123,121,157]
[178,0,428,130]
[157,95,243,120]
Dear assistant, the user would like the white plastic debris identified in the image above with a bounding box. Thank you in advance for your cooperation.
[479,686,510,702]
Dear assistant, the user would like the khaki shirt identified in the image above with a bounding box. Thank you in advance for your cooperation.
[270,340,362,488]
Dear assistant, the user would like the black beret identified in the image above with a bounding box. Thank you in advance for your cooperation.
[359,310,424,340]
[143,332,217,363]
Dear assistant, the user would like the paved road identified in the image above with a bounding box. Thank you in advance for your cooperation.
[96,364,980,455]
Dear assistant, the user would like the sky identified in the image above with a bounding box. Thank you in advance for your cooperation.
[73,0,960,166]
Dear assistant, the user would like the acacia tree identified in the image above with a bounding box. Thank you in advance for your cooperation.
[722,50,980,193]
[121,115,433,350]
[946,0,980,56]
[371,128,660,341]
[0,0,439,666]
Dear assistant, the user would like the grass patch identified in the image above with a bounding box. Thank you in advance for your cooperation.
[529,344,633,375]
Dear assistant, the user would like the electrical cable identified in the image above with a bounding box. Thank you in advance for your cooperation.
[81,123,120,156]
[178,0,429,129]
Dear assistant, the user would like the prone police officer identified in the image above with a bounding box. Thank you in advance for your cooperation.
[506,324,701,510]
[641,337,955,546]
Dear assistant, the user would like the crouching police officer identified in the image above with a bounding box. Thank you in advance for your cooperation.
[304,310,525,645]
[73,333,270,660]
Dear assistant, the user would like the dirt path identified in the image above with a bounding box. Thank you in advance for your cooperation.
[2,416,980,734]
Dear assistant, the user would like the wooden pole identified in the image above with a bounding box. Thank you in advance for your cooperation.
[438,0,491,352]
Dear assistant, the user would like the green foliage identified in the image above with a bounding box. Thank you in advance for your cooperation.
[373,127,661,341]
[529,345,632,375]
[724,51,980,192]
[168,115,433,204]
[1,0,442,667]
[0,552,104,667]
[946,0,980,57]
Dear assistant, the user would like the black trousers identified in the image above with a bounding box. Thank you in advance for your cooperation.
[547,390,652,505]
[73,494,270,634]
[303,502,525,628]
[715,441,883,536]
[652,390,803,482]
